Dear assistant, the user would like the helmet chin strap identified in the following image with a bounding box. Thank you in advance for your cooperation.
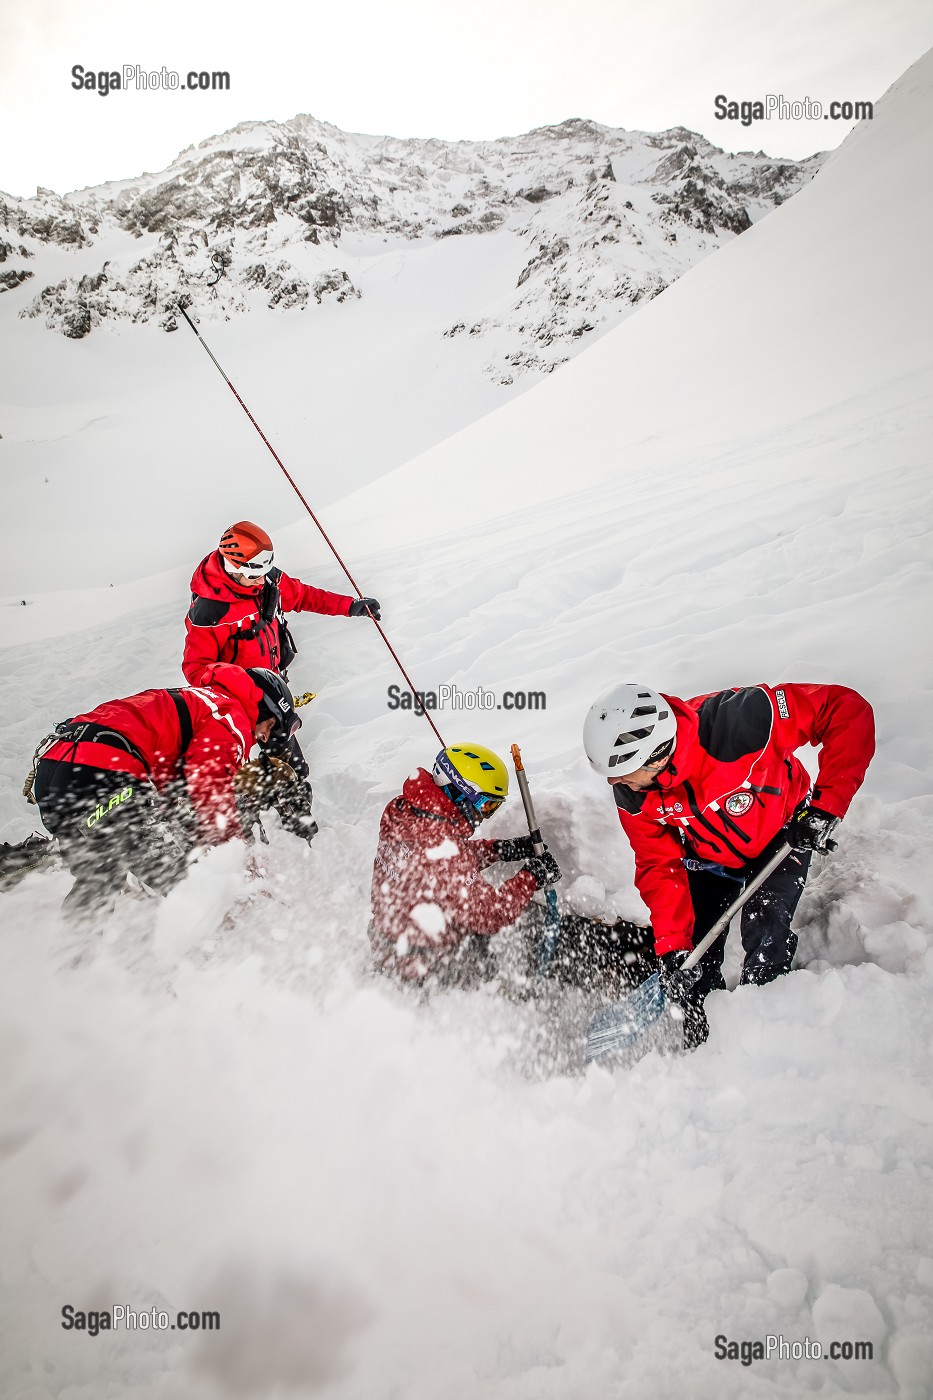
[647,758,676,791]
[448,787,483,829]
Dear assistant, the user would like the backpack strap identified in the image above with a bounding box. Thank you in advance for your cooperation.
[167,689,194,757]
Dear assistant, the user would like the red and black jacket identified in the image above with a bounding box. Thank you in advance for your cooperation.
[42,663,262,842]
[182,550,354,685]
[614,683,875,957]
[370,767,538,979]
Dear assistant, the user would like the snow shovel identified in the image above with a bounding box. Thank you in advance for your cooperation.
[585,841,793,1063]
[510,744,561,974]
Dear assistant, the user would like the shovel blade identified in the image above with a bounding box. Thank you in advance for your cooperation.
[585,972,666,1063]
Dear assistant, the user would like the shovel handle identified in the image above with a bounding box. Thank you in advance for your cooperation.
[510,744,545,856]
[682,841,793,971]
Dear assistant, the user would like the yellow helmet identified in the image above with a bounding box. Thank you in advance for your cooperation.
[433,743,509,817]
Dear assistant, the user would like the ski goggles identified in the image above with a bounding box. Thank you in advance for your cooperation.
[278,709,302,739]
[223,549,274,578]
[263,711,302,741]
[473,793,505,817]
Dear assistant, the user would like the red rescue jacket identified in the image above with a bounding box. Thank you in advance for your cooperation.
[42,663,262,842]
[370,767,538,979]
[182,550,354,684]
[615,683,875,957]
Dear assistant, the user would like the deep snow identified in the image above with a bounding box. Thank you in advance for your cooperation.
[1,48,932,1400]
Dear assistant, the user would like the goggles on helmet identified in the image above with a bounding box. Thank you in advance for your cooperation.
[474,794,505,817]
[224,549,274,578]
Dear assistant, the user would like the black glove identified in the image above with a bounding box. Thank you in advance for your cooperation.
[658,950,704,1008]
[492,835,536,862]
[524,849,561,889]
[349,597,381,621]
[658,950,709,1050]
[790,805,839,853]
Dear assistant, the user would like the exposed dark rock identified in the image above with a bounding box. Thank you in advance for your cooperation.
[0,269,33,292]
[312,269,360,304]
[244,261,309,309]
[9,113,818,348]
[517,238,569,287]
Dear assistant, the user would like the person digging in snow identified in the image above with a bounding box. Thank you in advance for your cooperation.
[26,665,299,923]
[182,520,380,841]
[370,742,654,992]
[583,681,875,1049]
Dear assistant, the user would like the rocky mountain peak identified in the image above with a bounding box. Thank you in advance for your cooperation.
[0,113,822,380]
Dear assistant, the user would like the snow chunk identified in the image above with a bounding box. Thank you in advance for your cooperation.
[410,903,446,939]
[766,1267,808,1310]
[565,875,606,917]
[425,838,459,861]
[812,1284,887,1374]
[889,1329,933,1394]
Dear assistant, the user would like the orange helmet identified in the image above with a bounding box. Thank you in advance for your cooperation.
[218,522,274,577]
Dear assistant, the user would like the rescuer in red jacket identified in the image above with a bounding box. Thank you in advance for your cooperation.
[31,664,300,922]
[370,742,562,985]
[182,521,381,840]
[583,681,875,1047]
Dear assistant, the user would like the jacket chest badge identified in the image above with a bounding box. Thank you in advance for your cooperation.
[724,791,754,816]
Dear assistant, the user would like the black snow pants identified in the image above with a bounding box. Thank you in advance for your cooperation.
[34,757,188,921]
[687,833,812,1000]
[260,732,316,839]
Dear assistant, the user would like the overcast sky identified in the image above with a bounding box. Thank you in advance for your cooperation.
[1,0,930,197]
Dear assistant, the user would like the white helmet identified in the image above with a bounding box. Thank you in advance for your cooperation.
[583,684,677,777]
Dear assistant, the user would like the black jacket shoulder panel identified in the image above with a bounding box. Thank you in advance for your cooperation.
[697,687,772,762]
[187,596,231,628]
[614,785,647,814]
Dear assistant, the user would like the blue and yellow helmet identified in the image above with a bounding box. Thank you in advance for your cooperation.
[433,743,509,817]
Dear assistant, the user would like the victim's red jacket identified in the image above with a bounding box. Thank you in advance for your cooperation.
[42,663,262,842]
[614,683,875,957]
[370,767,538,979]
[182,550,354,684]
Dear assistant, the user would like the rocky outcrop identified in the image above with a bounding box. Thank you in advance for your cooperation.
[0,269,33,293]
[9,112,822,381]
[311,269,360,304]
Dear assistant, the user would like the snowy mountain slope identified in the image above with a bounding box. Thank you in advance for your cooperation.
[2,115,818,361]
[1,50,933,1400]
[0,118,820,592]
[317,57,929,558]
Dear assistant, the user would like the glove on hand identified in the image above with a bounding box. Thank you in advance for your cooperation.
[659,950,710,1050]
[658,950,705,1008]
[492,835,536,862]
[524,849,561,890]
[349,597,381,621]
[790,805,839,853]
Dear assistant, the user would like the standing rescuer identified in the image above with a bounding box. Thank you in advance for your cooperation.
[183,521,381,839]
[28,664,300,922]
[583,681,875,1048]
